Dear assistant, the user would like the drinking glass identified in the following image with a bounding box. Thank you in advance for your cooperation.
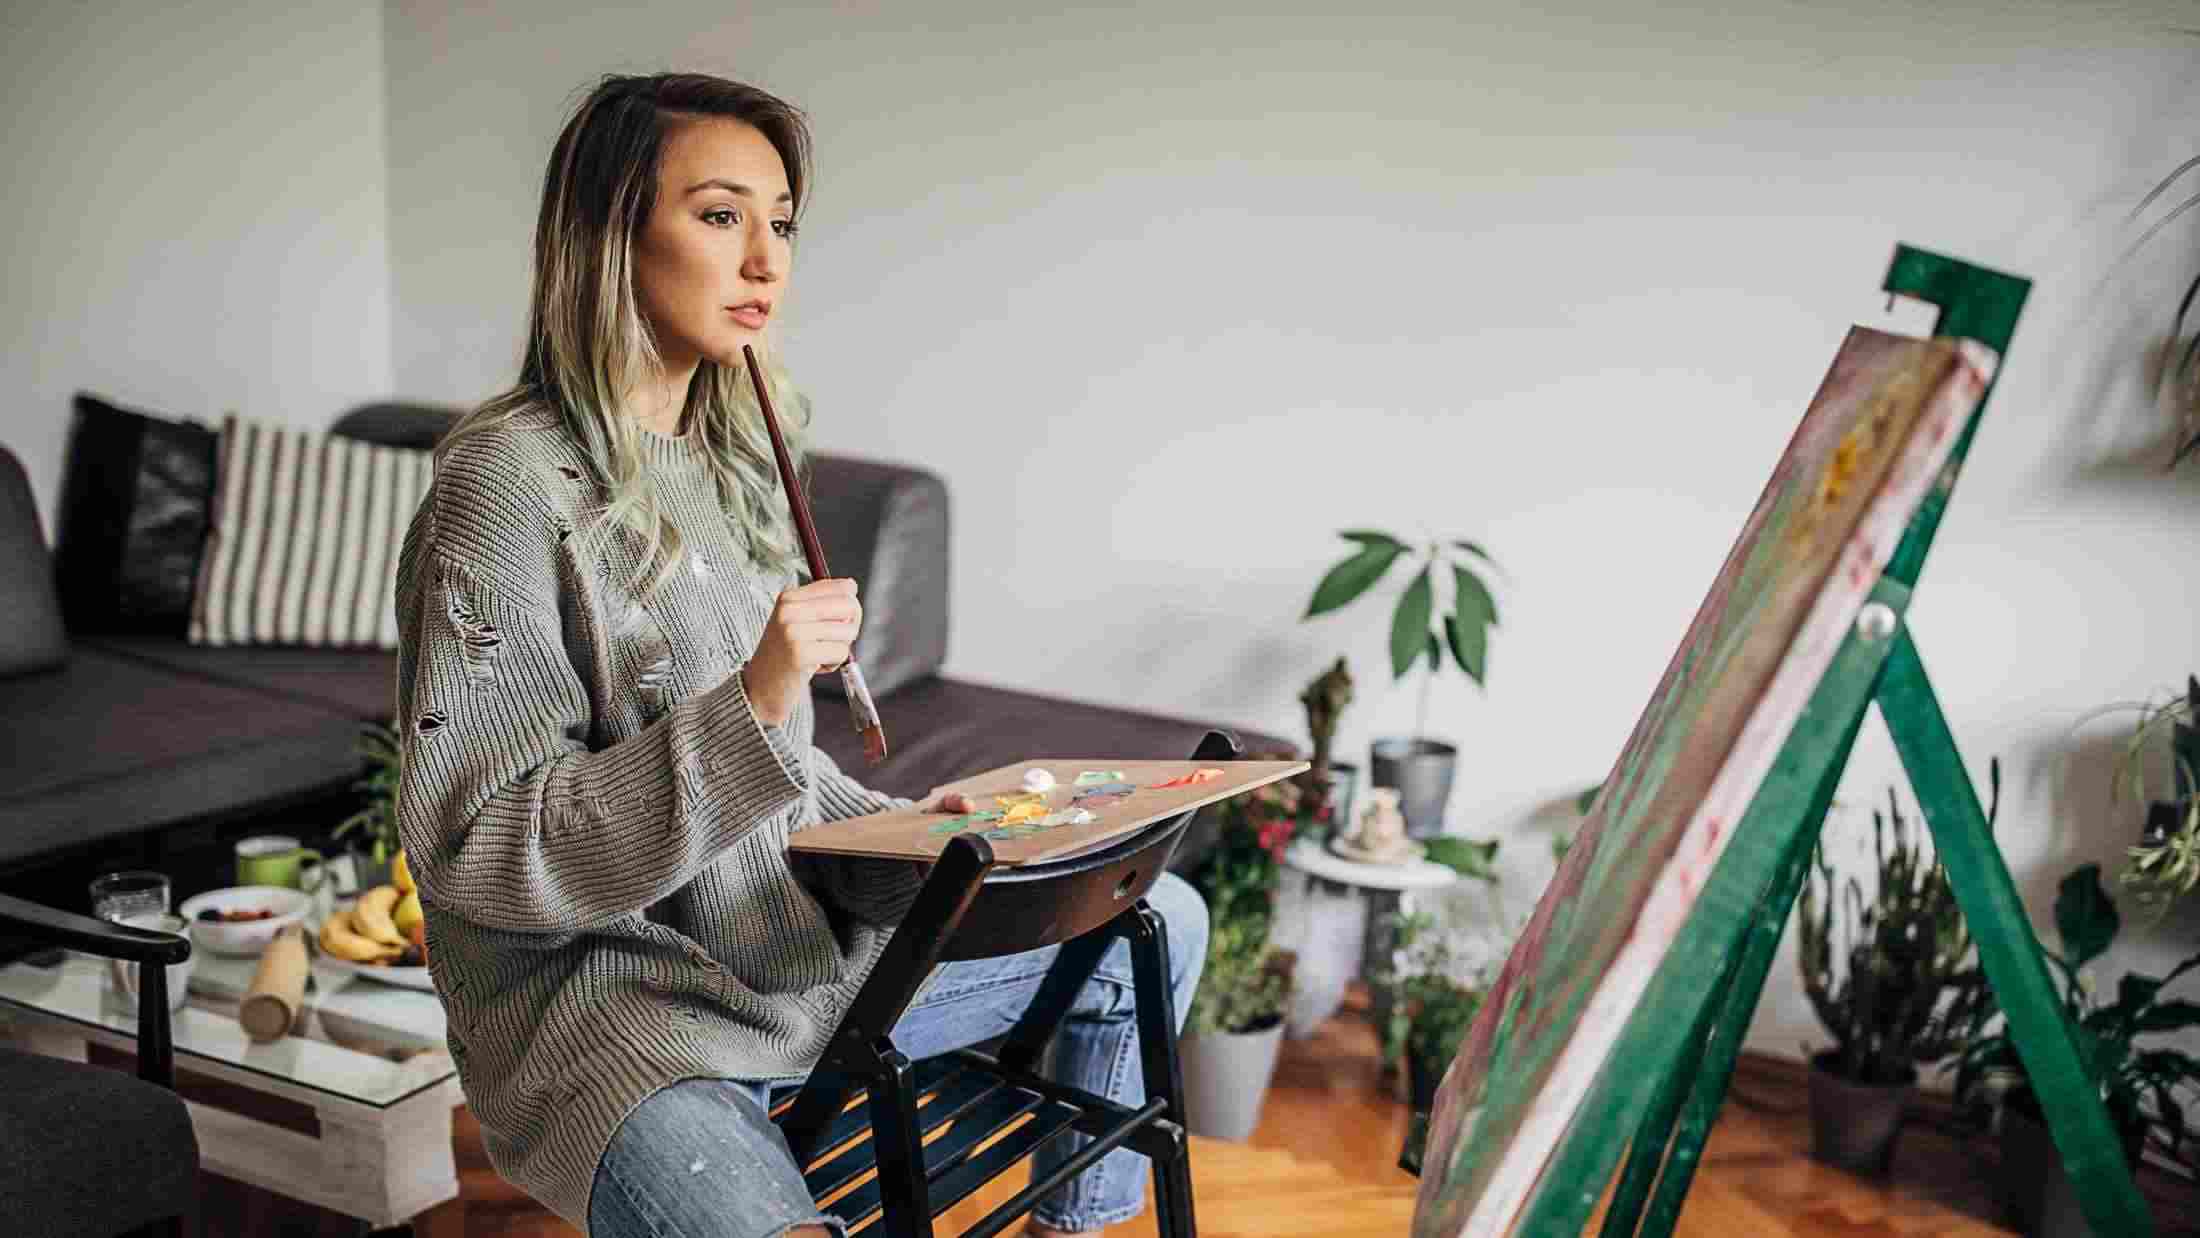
[89,870,171,923]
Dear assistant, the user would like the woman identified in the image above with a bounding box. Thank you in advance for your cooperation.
[392,72,1208,1237]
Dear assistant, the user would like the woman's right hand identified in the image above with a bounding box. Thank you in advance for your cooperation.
[742,577,862,728]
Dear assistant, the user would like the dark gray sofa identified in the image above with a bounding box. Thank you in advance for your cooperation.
[0,402,1294,915]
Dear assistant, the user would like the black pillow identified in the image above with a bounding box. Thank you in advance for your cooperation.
[53,393,220,635]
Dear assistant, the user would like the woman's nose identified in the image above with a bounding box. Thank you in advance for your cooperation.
[742,225,782,282]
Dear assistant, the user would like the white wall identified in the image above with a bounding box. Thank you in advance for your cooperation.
[0,0,394,538]
[382,1,2200,1059]
[9,1,2195,1066]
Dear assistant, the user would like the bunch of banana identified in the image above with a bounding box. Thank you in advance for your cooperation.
[318,864,426,966]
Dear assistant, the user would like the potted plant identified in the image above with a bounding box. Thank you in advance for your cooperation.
[1795,765,1993,1176]
[2112,674,2200,917]
[1179,752,1303,1139]
[1950,862,2200,1235]
[332,720,403,891]
[1381,877,1512,1111]
[1298,655,1357,833]
[1302,530,1501,838]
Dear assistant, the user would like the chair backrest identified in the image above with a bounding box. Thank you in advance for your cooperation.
[934,729,1241,963]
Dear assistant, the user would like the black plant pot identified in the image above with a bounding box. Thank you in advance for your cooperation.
[1806,1051,1913,1176]
[1997,1099,2144,1238]
[1369,738,1456,839]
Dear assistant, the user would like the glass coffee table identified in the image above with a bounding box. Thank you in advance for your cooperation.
[0,945,463,1232]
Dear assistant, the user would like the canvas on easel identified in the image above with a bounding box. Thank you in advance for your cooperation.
[787,758,1306,867]
[1410,247,2156,1237]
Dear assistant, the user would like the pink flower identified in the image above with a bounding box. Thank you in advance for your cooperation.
[1257,817,1293,859]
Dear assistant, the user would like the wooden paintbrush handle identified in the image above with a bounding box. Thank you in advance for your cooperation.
[741,345,831,581]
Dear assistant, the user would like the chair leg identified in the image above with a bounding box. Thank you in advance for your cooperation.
[1125,901,1198,1237]
[869,1049,934,1238]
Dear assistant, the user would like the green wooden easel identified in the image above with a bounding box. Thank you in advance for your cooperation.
[1416,247,2155,1237]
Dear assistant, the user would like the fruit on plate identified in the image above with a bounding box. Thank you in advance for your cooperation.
[392,848,415,896]
[319,907,403,963]
[354,885,409,949]
[392,888,423,939]
[407,917,429,968]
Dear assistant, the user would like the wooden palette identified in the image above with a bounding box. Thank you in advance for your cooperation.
[1411,327,1997,1236]
[786,758,1308,867]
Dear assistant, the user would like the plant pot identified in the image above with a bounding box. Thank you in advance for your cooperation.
[1369,738,1456,839]
[1407,1047,1447,1113]
[1324,761,1361,837]
[1997,1101,2144,1237]
[1805,1051,1912,1176]
[1179,1017,1287,1141]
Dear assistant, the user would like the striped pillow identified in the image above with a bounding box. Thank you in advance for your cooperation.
[187,415,434,648]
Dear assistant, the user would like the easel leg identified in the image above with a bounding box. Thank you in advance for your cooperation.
[1637,808,1823,1238]
[1605,704,1865,1238]
[1879,633,2154,1238]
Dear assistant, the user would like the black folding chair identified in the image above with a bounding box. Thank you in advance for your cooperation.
[770,730,1240,1237]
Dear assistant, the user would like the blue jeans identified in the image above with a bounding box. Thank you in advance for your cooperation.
[588,871,1208,1237]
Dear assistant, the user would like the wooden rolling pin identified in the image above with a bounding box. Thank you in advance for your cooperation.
[239,924,308,1042]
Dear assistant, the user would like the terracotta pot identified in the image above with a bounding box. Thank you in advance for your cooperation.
[1806,1050,1913,1176]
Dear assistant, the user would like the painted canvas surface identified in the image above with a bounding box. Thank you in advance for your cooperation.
[787,758,1306,867]
[1411,328,1998,1237]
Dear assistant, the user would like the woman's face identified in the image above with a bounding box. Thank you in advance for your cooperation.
[633,117,795,373]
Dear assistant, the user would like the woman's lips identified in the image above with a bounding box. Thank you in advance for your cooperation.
[729,305,770,328]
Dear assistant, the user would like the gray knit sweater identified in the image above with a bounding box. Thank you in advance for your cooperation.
[392,405,925,1230]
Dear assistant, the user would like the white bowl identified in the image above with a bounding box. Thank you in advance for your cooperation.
[178,885,314,956]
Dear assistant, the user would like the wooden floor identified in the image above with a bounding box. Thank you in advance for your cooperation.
[190,986,2196,1236]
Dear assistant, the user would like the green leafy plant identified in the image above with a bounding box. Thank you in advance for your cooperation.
[1379,862,1508,1074]
[1186,914,1292,1037]
[1185,750,1304,1034]
[1303,530,1500,741]
[331,720,404,865]
[1797,766,1993,1085]
[1951,863,2200,1164]
[2127,156,2200,468]
[2111,675,2200,916]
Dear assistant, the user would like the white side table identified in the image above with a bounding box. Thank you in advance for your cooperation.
[1277,838,1458,1038]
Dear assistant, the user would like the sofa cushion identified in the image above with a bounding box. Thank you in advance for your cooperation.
[189,414,435,650]
[0,1046,199,1236]
[51,393,220,636]
[0,449,69,676]
[328,401,461,451]
[85,636,397,720]
[0,649,363,866]
[806,453,949,700]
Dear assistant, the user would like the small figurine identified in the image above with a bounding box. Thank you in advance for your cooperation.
[1338,786,1411,862]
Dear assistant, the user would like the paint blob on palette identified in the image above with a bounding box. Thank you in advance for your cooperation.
[789,759,1308,867]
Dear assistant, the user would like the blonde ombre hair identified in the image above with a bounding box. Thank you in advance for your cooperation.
[437,72,817,599]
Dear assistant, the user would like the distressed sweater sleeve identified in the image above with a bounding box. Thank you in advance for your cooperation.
[392,470,808,935]
[789,743,929,927]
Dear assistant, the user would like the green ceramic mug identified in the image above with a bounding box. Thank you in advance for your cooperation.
[234,835,328,893]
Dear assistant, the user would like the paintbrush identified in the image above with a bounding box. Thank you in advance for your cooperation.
[741,344,888,764]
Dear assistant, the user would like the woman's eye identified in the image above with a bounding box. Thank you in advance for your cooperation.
[772,219,799,239]
[703,208,737,227]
